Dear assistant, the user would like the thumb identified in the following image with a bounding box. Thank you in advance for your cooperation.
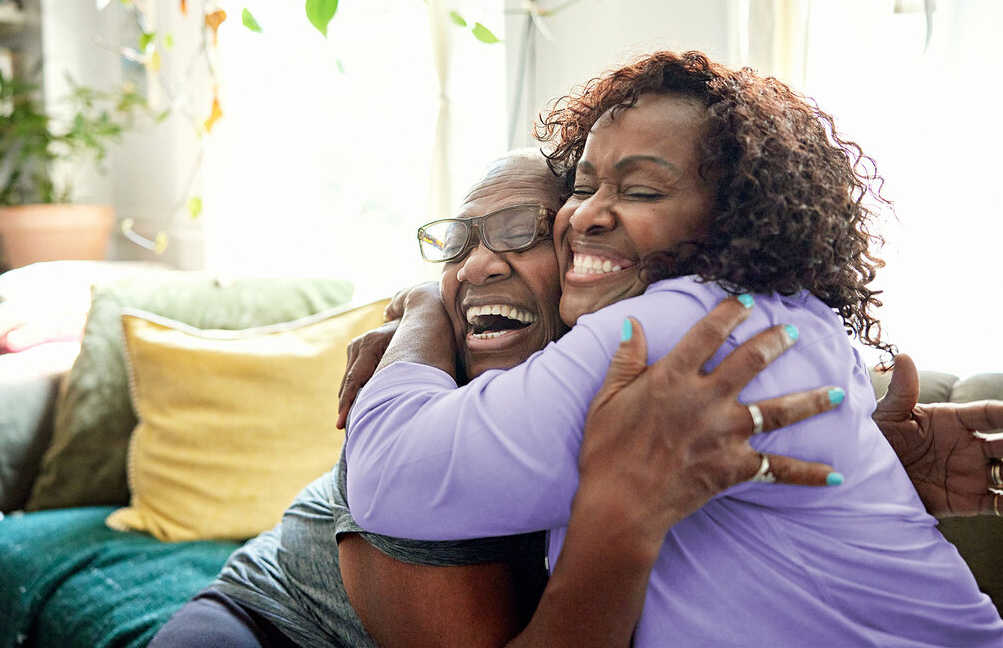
[594,317,649,405]
[875,352,919,417]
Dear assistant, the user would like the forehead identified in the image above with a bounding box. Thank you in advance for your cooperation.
[582,93,707,165]
[457,158,562,219]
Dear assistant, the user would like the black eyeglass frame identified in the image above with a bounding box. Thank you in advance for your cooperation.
[416,204,555,263]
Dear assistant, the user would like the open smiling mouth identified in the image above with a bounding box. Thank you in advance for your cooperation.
[465,304,537,340]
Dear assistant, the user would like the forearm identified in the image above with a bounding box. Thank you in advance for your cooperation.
[376,286,457,380]
[507,490,660,647]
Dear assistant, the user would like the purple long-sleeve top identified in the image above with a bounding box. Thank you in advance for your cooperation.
[346,277,1003,646]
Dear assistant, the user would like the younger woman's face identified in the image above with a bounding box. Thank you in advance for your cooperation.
[554,92,715,325]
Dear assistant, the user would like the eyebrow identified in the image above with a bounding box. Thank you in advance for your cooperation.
[576,155,683,179]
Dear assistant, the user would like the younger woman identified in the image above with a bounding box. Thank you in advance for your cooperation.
[346,51,1003,645]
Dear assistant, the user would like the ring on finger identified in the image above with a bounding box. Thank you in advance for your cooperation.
[991,462,1003,488]
[750,453,777,483]
[745,402,765,435]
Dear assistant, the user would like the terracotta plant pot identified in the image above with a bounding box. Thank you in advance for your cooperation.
[0,204,115,270]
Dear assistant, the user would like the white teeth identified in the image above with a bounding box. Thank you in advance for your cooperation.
[573,253,624,275]
[471,331,506,340]
[465,305,538,325]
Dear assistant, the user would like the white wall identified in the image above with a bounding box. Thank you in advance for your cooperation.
[504,0,734,148]
[39,0,205,270]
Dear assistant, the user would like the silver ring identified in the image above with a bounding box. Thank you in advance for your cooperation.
[991,462,1003,488]
[745,402,764,435]
[750,453,776,483]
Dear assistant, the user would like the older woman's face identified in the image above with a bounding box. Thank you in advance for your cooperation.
[440,157,567,379]
[554,93,715,325]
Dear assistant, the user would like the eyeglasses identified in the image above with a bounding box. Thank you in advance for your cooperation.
[417,204,554,263]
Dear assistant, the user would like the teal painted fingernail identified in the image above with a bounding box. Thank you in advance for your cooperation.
[828,388,845,405]
[784,325,799,341]
[826,472,844,486]
[621,318,633,342]
[737,294,754,308]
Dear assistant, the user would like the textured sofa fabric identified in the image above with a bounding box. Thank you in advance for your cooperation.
[870,368,1003,612]
[0,507,239,647]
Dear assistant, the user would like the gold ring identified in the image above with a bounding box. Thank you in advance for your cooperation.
[992,462,1003,488]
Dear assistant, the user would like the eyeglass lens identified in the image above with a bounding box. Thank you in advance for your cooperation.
[419,206,543,261]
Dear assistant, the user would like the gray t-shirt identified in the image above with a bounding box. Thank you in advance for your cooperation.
[213,447,546,647]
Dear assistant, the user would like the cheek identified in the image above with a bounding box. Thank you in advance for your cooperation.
[439,267,464,332]
[628,209,702,255]
[553,204,575,246]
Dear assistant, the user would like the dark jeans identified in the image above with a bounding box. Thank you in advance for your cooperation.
[149,588,300,648]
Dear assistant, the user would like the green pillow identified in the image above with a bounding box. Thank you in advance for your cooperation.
[25,273,354,510]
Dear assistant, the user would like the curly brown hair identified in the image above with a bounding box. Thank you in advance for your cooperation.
[537,50,893,354]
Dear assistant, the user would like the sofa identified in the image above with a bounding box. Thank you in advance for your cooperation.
[0,262,389,647]
[1,262,1001,647]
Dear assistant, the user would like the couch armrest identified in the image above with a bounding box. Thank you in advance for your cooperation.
[0,344,77,513]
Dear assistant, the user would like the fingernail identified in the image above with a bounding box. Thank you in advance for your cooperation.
[828,388,845,405]
[784,324,799,341]
[826,472,844,486]
[737,294,754,309]
[621,318,633,342]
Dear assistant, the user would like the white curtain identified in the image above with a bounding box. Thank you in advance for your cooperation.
[427,0,454,223]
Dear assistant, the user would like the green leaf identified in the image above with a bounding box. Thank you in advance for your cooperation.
[187,196,203,219]
[305,0,338,38]
[242,8,263,33]
[449,11,467,27]
[471,22,500,44]
[138,31,155,53]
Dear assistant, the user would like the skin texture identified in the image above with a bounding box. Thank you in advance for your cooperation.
[557,94,714,325]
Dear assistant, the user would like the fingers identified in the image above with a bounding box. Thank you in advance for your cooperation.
[953,399,1003,440]
[592,318,649,409]
[749,386,844,435]
[663,296,754,375]
[759,453,839,487]
[710,323,799,397]
[874,353,919,416]
[337,352,381,429]
[982,490,1002,517]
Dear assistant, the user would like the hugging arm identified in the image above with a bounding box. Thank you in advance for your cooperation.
[340,297,841,647]
[873,353,1003,517]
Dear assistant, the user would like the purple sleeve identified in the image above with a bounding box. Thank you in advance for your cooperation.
[345,284,713,540]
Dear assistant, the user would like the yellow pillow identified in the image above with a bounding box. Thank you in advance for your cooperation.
[105,298,390,542]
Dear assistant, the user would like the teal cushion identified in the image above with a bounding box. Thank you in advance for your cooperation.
[0,507,240,647]
[26,274,354,510]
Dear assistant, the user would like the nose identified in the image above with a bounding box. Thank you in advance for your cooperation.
[568,189,616,235]
[455,238,511,285]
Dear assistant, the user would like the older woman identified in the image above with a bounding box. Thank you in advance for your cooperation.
[345,51,1003,645]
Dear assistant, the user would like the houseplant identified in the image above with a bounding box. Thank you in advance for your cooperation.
[0,71,149,270]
